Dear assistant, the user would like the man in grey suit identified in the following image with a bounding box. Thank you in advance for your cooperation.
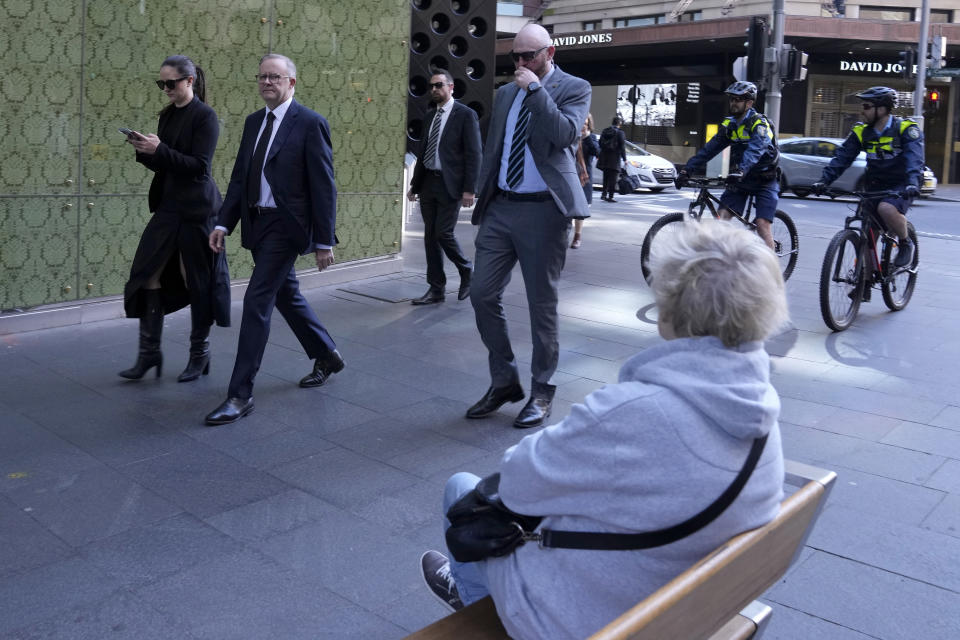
[466,23,591,429]
[407,69,482,305]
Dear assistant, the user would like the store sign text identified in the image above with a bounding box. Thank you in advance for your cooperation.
[840,60,917,75]
[552,32,613,47]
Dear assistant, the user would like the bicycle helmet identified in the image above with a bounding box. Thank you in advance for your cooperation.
[725,81,758,100]
[855,86,897,109]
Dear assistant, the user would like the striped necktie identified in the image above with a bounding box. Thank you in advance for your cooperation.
[506,103,530,189]
[424,107,443,169]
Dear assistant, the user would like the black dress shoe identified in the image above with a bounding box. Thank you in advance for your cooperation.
[205,397,254,426]
[412,289,445,306]
[457,272,471,301]
[514,396,552,429]
[299,349,345,388]
[465,383,525,419]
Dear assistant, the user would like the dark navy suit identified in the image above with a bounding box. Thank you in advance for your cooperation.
[217,98,338,399]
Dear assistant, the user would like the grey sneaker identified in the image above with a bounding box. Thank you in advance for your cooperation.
[420,550,463,612]
[894,238,915,268]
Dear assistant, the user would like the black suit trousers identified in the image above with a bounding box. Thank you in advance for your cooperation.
[419,172,472,291]
[227,211,336,398]
[601,169,620,199]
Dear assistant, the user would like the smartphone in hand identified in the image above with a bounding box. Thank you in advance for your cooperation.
[118,127,141,139]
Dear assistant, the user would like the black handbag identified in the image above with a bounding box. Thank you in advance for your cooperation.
[445,435,767,563]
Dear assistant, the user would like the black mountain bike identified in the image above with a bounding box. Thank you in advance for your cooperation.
[640,177,799,282]
[819,189,919,332]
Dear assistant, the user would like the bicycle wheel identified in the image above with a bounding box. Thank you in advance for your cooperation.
[640,211,687,282]
[771,210,799,281]
[819,229,863,332]
[881,222,918,311]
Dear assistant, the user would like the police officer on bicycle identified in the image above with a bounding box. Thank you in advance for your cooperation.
[811,86,923,268]
[676,81,780,250]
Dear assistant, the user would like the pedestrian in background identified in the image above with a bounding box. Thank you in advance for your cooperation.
[571,113,597,249]
[597,115,626,202]
[407,69,482,305]
[119,54,230,382]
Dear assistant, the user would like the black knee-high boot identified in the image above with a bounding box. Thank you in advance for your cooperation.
[119,289,164,379]
[177,312,211,383]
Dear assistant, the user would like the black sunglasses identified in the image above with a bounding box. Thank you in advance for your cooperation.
[156,76,188,90]
[429,81,450,89]
[510,45,548,63]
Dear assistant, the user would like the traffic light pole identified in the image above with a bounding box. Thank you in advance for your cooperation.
[766,0,785,130]
[913,0,930,122]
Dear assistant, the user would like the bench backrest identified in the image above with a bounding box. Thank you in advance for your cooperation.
[404,461,835,640]
[588,460,835,640]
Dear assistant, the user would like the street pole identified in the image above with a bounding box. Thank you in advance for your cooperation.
[766,0,785,130]
[913,0,930,123]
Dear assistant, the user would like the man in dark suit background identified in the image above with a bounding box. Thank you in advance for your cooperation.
[407,69,481,305]
[466,24,591,429]
[597,116,626,202]
[205,53,342,426]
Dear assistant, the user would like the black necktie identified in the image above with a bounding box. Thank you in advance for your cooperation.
[506,103,530,189]
[424,107,443,169]
[247,111,275,206]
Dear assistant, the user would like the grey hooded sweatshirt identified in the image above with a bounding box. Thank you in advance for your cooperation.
[485,336,784,639]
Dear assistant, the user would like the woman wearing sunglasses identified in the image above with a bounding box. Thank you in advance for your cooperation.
[119,55,230,382]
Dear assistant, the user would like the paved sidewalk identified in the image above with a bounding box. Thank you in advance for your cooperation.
[1,193,958,639]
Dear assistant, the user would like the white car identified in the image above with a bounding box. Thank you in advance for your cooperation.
[591,137,677,192]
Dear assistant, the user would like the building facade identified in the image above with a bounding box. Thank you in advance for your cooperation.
[493,1,959,182]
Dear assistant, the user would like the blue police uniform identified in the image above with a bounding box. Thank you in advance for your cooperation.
[820,115,924,215]
[684,107,780,221]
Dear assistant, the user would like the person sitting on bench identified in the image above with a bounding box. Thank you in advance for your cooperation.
[419,220,790,640]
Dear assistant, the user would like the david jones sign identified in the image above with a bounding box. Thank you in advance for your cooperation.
[840,60,918,75]
[552,32,614,47]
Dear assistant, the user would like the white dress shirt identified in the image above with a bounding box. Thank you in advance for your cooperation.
[426,96,455,171]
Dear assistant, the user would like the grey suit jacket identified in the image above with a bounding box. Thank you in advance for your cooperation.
[409,101,482,201]
[472,65,591,224]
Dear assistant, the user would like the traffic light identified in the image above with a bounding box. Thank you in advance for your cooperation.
[927,88,941,112]
[930,36,947,70]
[784,47,809,82]
[746,17,769,86]
[898,49,916,79]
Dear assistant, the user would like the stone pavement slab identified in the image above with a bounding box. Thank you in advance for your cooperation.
[1,191,959,638]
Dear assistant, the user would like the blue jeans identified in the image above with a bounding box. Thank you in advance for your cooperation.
[443,472,492,605]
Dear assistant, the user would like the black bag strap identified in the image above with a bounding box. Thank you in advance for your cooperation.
[537,434,768,551]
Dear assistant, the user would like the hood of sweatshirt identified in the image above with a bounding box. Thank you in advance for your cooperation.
[618,336,778,441]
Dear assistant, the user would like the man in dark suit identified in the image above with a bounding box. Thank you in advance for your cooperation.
[597,116,626,202]
[407,70,481,305]
[205,53,342,426]
[466,24,591,429]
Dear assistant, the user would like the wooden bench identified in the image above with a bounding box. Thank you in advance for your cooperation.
[404,460,835,640]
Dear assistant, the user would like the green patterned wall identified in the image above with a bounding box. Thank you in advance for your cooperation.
[0,0,409,310]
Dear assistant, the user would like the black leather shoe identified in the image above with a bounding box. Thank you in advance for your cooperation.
[205,397,254,426]
[457,272,471,301]
[514,397,552,429]
[299,349,345,388]
[465,383,525,419]
[412,289,445,306]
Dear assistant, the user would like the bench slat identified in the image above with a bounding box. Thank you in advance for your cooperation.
[403,597,508,640]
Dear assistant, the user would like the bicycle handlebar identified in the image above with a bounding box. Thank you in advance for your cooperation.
[675,176,728,189]
[822,188,904,199]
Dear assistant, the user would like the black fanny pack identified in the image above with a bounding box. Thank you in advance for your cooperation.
[445,434,768,563]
